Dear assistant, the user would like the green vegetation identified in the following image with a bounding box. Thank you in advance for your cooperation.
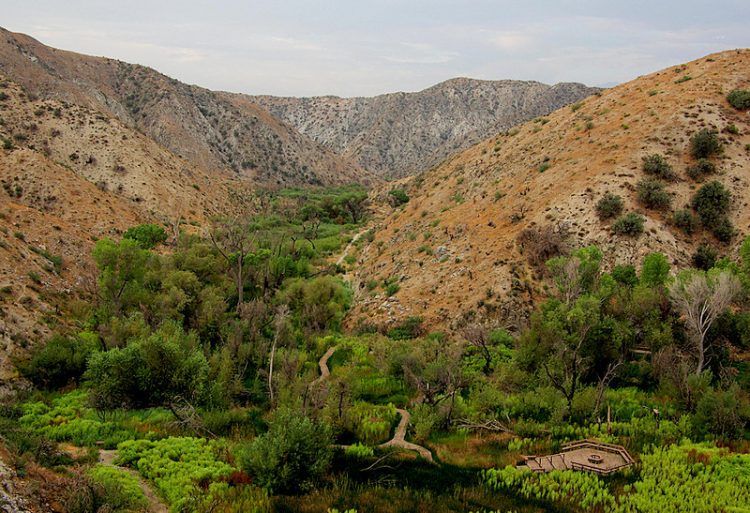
[5,183,750,512]
[595,192,623,220]
[388,188,410,206]
[641,154,675,180]
[689,129,722,159]
[691,180,734,242]
[636,178,671,210]
[727,89,750,110]
[686,158,716,181]
[123,223,168,249]
[612,212,645,236]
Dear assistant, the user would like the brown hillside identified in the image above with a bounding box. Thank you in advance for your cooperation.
[0,28,372,188]
[347,49,750,332]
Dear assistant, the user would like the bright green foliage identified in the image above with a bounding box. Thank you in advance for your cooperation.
[344,402,398,444]
[689,129,722,159]
[237,407,333,493]
[344,443,375,459]
[612,213,645,236]
[19,390,136,447]
[187,483,271,513]
[87,464,148,512]
[123,223,168,249]
[617,443,750,513]
[640,252,670,287]
[19,332,100,389]
[727,89,750,110]
[483,466,615,511]
[117,437,233,512]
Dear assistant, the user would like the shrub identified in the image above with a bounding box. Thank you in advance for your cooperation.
[689,129,722,159]
[18,332,100,389]
[387,316,424,340]
[123,223,167,249]
[727,89,750,110]
[692,244,718,271]
[87,465,148,512]
[686,159,716,181]
[237,407,332,493]
[388,189,409,206]
[673,209,699,235]
[595,192,623,220]
[612,212,645,236]
[636,179,671,210]
[642,154,675,180]
[516,224,569,267]
[691,181,731,226]
[711,217,736,243]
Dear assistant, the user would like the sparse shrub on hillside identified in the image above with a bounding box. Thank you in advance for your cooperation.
[690,129,722,159]
[692,244,718,271]
[692,180,731,226]
[612,212,645,236]
[673,209,699,235]
[516,224,570,267]
[595,192,624,220]
[2,137,13,150]
[642,154,675,180]
[387,316,424,340]
[686,159,716,181]
[388,189,409,206]
[727,89,750,110]
[636,178,672,210]
[692,181,734,243]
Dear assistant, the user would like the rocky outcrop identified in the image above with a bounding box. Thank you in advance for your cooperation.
[0,459,32,513]
[251,79,599,178]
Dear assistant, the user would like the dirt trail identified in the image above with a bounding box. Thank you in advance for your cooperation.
[312,346,434,463]
[99,449,168,513]
[336,229,368,267]
[379,408,434,463]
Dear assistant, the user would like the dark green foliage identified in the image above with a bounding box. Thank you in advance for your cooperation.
[727,89,750,110]
[673,209,699,235]
[692,244,718,271]
[613,212,645,236]
[686,159,716,181]
[642,154,675,180]
[84,322,208,410]
[0,415,73,468]
[388,189,410,206]
[278,276,351,332]
[636,178,671,210]
[689,129,722,159]
[387,316,424,340]
[123,223,168,249]
[238,407,332,493]
[18,333,100,389]
[595,192,624,220]
[612,264,638,287]
[693,385,748,439]
[691,181,734,241]
[692,181,731,224]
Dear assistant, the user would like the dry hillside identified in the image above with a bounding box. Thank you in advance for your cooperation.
[252,79,598,178]
[0,77,251,395]
[0,28,371,188]
[346,49,750,332]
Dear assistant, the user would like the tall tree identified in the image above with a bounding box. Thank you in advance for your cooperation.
[670,269,740,374]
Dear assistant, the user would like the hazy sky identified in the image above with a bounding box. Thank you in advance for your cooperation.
[4,1,748,97]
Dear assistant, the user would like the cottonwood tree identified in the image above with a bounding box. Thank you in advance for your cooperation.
[670,269,740,375]
[209,216,257,311]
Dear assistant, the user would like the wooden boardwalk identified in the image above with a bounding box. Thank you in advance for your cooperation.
[521,439,634,475]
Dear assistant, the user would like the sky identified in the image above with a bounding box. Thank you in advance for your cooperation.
[3,1,749,97]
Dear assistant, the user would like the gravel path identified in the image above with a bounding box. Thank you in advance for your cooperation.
[336,229,368,267]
